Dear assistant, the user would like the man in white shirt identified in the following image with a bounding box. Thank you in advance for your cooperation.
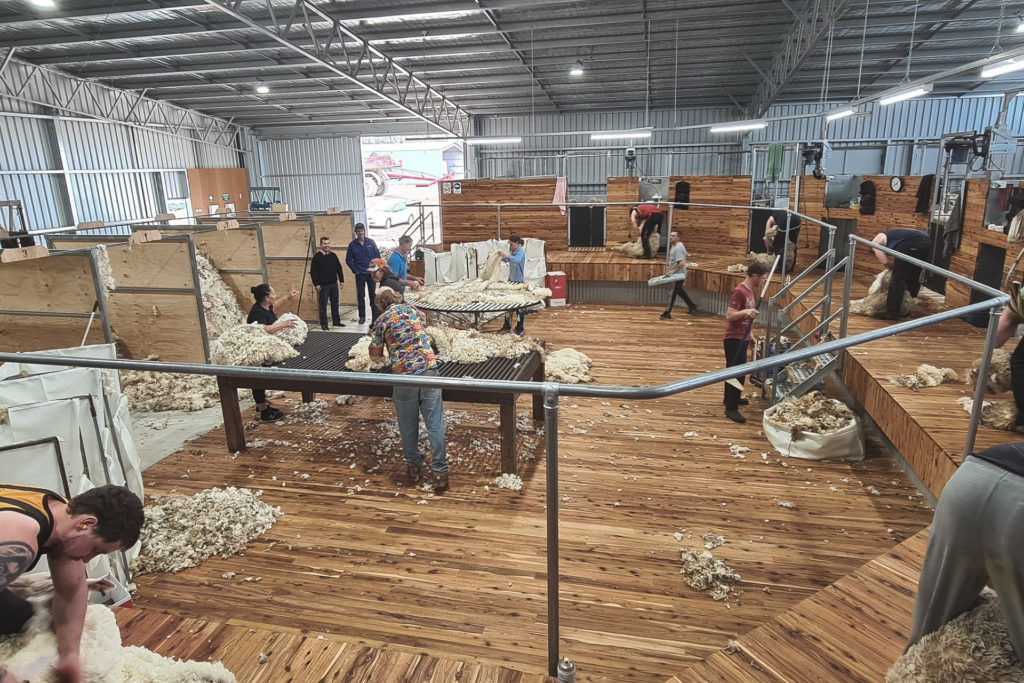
[660,230,697,319]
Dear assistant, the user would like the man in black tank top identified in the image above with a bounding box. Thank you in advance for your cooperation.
[0,484,143,681]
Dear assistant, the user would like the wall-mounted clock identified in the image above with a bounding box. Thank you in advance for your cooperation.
[889,176,904,192]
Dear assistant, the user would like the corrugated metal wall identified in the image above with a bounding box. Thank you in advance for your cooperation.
[0,110,249,230]
[256,136,366,223]
[475,95,1024,193]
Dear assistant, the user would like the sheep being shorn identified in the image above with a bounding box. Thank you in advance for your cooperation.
[606,232,660,258]
[850,270,924,317]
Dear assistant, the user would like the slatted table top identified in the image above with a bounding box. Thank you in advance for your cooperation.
[408,300,542,314]
[278,330,542,382]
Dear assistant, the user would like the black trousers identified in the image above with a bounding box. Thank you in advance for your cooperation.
[503,310,526,331]
[1011,336,1024,423]
[723,338,749,409]
[355,273,378,321]
[886,237,931,316]
[640,213,663,258]
[316,282,341,329]
[0,588,33,635]
[665,280,696,313]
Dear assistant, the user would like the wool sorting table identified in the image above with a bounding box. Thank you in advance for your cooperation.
[409,300,542,330]
[217,331,545,474]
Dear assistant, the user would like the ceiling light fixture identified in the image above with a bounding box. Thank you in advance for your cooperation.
[709,120,766,133]
[569,61,584,77]
[464,137,521,145]
[30,0,56,6]
[1017,12,1024,32]
[256,82,270,94]
[981,56,1024,78]
[878,83,932,105]
[825,107,856,121]
[590,130,652,140]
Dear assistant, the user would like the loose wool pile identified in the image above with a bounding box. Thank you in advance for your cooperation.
[425,326,542,364]
[194,253,245,339]
[121,367,220,412]
[966,349,1012,394]
[850,270,923,317]
[888,364,960,390]
[94,244,117,291]
[210,324,298,366]
[272,312,308,347]
[887,592,1022,682]
[766,391,856,440]
[544,348,594,383]
[956,396,1018,431]
[406,279,552,309]
[345,335,389,372]
[606,232,660,258]
[131,487,282,575]
[679,549,740,602]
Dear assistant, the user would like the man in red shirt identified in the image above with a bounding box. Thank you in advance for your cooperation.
[630,204,663,259]
[723,262,769,423]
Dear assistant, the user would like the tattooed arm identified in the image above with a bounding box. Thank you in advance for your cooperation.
[0,510,40,592]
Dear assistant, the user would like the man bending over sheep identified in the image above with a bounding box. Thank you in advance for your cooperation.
[0,484,144,683]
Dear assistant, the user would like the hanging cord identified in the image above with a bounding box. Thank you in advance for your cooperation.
[673,18,679,124]
[856,0,869,97]
[905,0,919,83]
[818,22,835,106]
[530,28,535,120]
[991,0,1007,56]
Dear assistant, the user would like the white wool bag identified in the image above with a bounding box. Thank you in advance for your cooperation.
[762,402,865,461]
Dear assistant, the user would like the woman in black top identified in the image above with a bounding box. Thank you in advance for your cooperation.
[246,283,299,421]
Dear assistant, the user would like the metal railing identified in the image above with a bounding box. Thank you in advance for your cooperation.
[0,203,1010,677]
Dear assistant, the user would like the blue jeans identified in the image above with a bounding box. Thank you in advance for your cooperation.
[392,370,447,473]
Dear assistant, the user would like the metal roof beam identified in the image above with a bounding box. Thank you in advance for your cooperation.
[0,0,209,27]
[748,0,853,116]
[200,0,471,137]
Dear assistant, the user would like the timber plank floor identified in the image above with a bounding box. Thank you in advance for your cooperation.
[127,303,934,682]
[670,529,928,682]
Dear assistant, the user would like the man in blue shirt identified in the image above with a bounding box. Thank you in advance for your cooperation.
[345,222,382,324]
[498,234,527,335]
[386,235,425,292]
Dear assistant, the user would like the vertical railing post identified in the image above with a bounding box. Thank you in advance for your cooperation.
[839,234,856,342]
[497,205,502,240]
[543,383,561,677]
[822,224,836,338]
[964,305,1004,459]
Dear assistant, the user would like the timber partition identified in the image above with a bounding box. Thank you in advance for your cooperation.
[439,178,568,249]
[46,234,209,363]
[0,248,113,353]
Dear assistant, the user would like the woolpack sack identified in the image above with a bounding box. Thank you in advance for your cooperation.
[762,401,865,461]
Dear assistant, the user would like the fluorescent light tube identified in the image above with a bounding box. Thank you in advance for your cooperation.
[256,84,270,94]
[570,65,584,77]
[709,121,766,133]
[464,137,521,145]
[590,130,652,140]
[30,0,56,6]
[825,107,856,121]
[981,58,1024,78]
[879,84,932,105]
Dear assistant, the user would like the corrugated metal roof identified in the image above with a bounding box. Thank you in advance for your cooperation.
[0,0,1022,137]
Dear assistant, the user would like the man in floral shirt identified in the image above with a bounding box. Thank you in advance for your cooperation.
[368,288,448,490]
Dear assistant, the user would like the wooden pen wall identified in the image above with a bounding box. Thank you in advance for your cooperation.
[190,229,266,313]
[606,175,752,257]
[46,237,208,363]
[944,181,1001,309]
[0,251,109,353]
[259,218,356,320]
[790,175,934,281]
[439,178,568,250]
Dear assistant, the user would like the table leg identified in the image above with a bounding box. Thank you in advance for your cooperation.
[499,397,517,475]
[218,377,246,453]
[532,358,545,420]
[301,391,314,403]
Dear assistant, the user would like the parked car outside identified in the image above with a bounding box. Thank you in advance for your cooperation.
[367,201,417,229]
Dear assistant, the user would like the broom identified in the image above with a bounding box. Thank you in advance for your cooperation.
[725,255,780,391]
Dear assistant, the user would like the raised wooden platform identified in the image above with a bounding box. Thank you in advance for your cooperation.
[670,529,929,682]
[115,607,548,682]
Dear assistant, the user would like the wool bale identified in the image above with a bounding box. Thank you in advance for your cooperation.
[966,349,1012,394]
[886,591,1022,683]
[765,391,856,440]
[210,324,298,366]
[131,487,282,575]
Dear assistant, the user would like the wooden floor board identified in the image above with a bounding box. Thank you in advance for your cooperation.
[124,302,938,681]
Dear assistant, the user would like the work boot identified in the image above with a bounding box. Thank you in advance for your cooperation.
[429,471,449,491]
[688,305,698,314]
[660,311,671,320]
[358,317,366,325]
[407,465,422,483]
[499,322,512,333]
[514,326,524,336]
[259,407,284,422]
[725,409,746,424]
